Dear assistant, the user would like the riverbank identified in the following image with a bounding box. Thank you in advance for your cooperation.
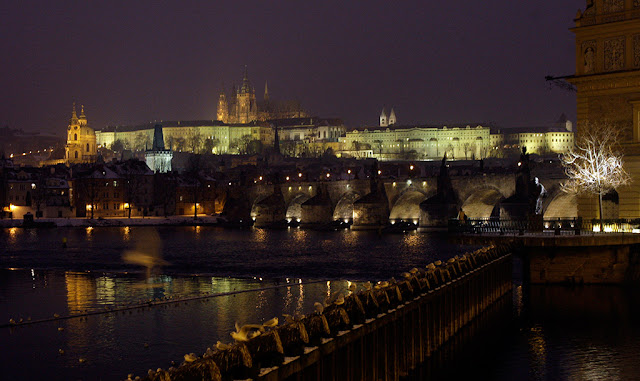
[0,215,223,228]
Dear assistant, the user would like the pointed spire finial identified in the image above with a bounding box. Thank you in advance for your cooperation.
[72,102,77,118]
[80,104,86,118]
[264,80,269,101]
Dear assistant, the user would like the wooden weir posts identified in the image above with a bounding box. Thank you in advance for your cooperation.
[138,244,514,381]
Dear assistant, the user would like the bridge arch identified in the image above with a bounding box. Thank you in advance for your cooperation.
[333,191,362,221]
[250,194,270,218]
[543,191,577,219]
[461,186,505,218]
[286,193,312,221]
[389,189,429,223]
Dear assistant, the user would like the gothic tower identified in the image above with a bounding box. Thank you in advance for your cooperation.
[65,103,97,165]
[217,90,228,123]
[145,124,173,173]
[389,108,397,126]
[380,108,388,127]
[235,66,258,123]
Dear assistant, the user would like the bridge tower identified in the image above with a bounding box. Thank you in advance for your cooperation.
[569,2,640,219]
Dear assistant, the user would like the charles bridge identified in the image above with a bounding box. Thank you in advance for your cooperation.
[221,158,569,229]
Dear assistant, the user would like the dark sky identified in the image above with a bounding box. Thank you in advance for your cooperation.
[0,1,584,135]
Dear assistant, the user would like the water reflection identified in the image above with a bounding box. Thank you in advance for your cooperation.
[7,227,19,245]
[528,325,547,379]
[65,272,96,313]
[402,231,421,248]
[95,276,116,305]
[122,226,131,241]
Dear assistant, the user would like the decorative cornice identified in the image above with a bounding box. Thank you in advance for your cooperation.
[569,70,640,94]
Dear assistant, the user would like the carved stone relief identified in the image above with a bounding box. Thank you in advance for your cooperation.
[603,0,624,13]
[582,40,597,74]
[604,37,625,71]
[635,35,640,68]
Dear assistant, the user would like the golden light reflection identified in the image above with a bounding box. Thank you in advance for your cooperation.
[528,325,547,378]
[326,281,331,299]
[515,285,523,317]
[122,226,130,241]
[292,229,308,243]
[256,290,267,310]
[8,227,18,244]
[295,283,304,316]
[254,228,267,243]
[65,271,96,314]
[402,232,420,248]
[284,286,292,310]
[96,276,116,305]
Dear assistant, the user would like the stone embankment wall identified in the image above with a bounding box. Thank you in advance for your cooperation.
[132,245,513,381]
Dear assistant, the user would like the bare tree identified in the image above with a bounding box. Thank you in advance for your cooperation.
[174,137,187,152]
[111,139,125,152]
[280,140,296,157]
[373,140,383,156]
[230,135,252,154]
[203,137,220,154]
[188,132,203,153]
[134,132,150,151]
[561,121,631,229]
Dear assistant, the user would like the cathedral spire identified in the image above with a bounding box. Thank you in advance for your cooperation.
[79,104,86,118]
[264,80,270,102]
[380,108,388,127]
[72,102,77,119]
[389,108,396,125]
[241,65,251,94]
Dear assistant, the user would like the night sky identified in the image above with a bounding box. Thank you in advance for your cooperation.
[1,1,584,135]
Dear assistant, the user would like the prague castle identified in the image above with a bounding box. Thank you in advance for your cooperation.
[65,103,97,165]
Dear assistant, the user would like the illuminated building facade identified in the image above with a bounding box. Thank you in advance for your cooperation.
[65,104,97,165]
[503,116,575,155]
[568,1,640,218]
[96,121,275,155]
[340,124,493,160]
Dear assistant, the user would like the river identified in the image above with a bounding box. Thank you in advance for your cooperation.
[1,226,640,380]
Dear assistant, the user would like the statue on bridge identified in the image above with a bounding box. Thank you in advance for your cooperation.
[500,147,547,221]
[419,154,459,229]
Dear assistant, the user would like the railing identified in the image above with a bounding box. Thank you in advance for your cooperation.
[449,218,640,236]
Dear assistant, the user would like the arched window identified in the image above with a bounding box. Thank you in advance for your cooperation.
[75,151,78,159]
[74,133,78,141]
[86,143,90,152]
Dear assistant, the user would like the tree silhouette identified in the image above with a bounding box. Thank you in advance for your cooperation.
[561,121,631,229]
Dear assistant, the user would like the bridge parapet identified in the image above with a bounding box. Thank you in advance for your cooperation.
[135,244,514,381]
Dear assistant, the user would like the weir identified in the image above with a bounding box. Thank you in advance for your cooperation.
[136,245,513,381]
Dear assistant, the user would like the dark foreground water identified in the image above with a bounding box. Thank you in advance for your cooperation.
[1,226,640,380]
